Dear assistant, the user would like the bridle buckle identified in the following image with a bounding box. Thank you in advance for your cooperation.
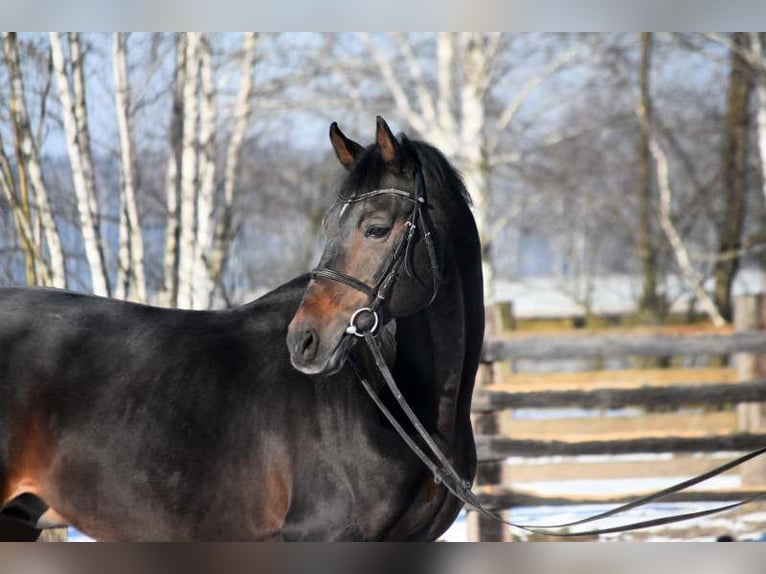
[345,307,379,337]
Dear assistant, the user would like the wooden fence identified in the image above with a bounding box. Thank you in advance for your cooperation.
[467,294,766,541]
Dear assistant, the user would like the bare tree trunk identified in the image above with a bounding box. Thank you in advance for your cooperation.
[714,33,753,322]
[360,33,579,309]
[209,32,258,297]
[176,33,201,309]
[436,33,457,136]
[650,135,726,326]
[192,33,216,309]
[751,33,766,207]
[459,33,494,304]
[636,32,662,321]
[50,32,111,297]
[112,32,146,302]
[3,32,66,288]
[160,33,186,308]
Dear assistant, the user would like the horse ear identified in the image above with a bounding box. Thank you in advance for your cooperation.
[329,122,363,170]
[375,116,402,168]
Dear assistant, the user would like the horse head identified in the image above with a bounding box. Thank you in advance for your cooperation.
[287,116,442,375]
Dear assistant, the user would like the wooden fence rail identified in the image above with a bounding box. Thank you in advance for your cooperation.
[472,380,766,411]
[476,432,766,460]
[482,330,766,361]
[476,486,766,510]
[468,293,766,541]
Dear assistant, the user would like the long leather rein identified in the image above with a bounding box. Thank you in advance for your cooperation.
[310,166,766,538]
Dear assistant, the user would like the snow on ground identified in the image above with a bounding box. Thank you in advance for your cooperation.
[439,470,766,542]
[495,269,766,318]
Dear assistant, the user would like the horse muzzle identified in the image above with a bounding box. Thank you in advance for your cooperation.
[286,318,356,376]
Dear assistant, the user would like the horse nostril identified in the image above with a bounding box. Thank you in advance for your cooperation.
[299,329,319,361]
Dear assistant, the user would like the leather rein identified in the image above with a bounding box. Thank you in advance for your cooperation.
[310,166,766,538]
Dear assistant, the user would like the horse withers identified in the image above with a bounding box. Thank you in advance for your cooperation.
[0,116,483,540]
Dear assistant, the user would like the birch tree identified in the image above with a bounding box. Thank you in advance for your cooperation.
[160,33,187,307]
[191,33,216,307]
[2,32,66,288]
[175,32,201,309]
[50,32,111,297]
[209,32,258,296]
[167,32,258,309]
[650,134,726,326]
[358,33,580,304]
[112,32,147,302]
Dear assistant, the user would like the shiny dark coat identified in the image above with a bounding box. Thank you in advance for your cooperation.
[0,131,484,541]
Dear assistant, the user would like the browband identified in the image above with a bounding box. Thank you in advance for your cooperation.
[342,188,417,203]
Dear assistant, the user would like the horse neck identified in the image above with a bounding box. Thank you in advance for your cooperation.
[393,211,484,450]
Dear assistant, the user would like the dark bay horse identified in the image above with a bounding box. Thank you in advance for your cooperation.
[0,117,483,540]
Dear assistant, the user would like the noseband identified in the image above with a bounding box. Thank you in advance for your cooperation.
[310,167,441,338]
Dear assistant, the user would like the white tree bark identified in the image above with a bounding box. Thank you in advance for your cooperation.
[192,33,216,309]
[176,33,201,309]
[359,33,579,307]
[3,32,66,288]
[436,33,457,136]
[112,32,147,302]
[209,32,258,295]
[360,32,491,296]
[458,33,494,303]
[49,32,110,296]
[650,134,726,327]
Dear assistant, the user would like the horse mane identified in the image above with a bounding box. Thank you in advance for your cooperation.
[339,135,473,208]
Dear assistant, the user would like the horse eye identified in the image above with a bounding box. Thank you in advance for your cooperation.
[364,225,391,239]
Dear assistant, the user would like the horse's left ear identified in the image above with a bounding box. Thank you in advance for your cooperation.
[375,116,402,169]
[330,122,364,170]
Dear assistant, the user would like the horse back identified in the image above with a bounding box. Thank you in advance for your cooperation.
[0,284,305,539]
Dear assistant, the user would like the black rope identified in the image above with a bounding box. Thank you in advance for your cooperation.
[359,333,766,538]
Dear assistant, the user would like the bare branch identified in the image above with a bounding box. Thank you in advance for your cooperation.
[356,33,428,135]
[650,133,726,327]
[488,43,582,155]
[705,32,766,78]
[488,194,544,241]
[392,33,437,127]
[488,151,521,169]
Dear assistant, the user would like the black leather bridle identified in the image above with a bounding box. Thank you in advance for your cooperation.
[310,164,766,538]
[311,166,441,338]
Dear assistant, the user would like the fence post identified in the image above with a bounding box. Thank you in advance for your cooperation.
[734,294,766,485]
[468,304,506,541]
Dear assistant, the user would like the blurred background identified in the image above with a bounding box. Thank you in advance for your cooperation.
[2,33,766,542]
[3,32,765,314]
